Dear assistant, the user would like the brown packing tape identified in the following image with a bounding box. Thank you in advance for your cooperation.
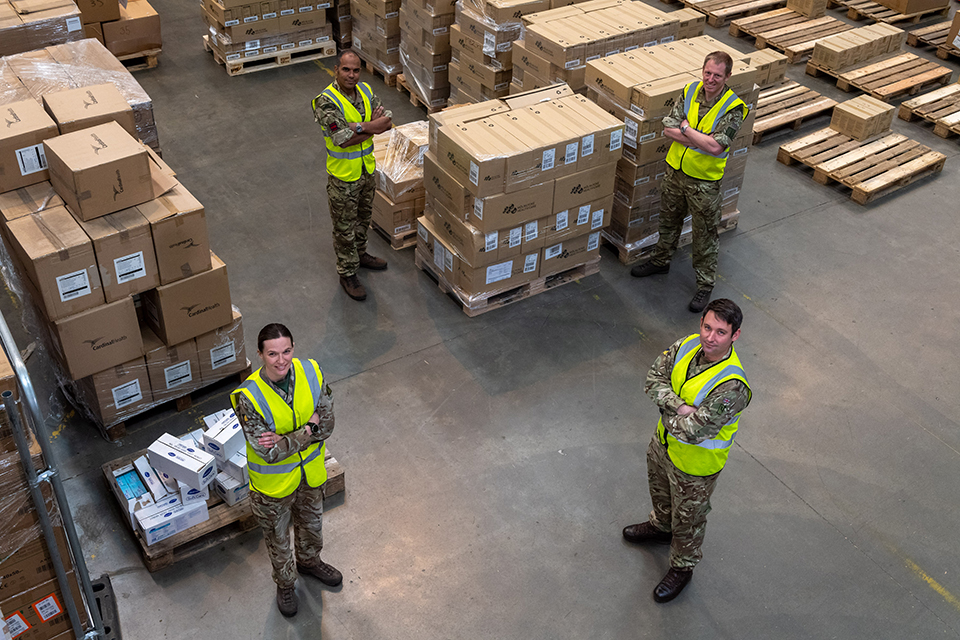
[16,186,57,213]
[27,212,70,261]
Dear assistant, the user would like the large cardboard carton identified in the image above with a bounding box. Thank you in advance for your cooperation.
[103,0,162,57]
[0,572,84,640]
[136,184,211,285]
[469,179,554,233]
[42,83,137,137]
[946,11,960,50]
[423,151,471,216]
[75,356,153,425]
[541,229,601,275]
[0,525,71,602]
[875,0,946,14]
[49,296,143,380]
[73,205,160,302]
[6,205,105,321]
[372,190,419,236]
[830,95,894,140]
[0,100,59,193]
[553,162,617,212]
[43,121,177,221]
[141,252,233,345]
[0,182,63,239]
[195,307,248,384]
[142,328,201,403]
[76,0,120,23]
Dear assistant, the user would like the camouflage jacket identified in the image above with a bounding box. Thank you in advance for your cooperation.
[645,336,751,445]
[663,83,745,150]
[314,79,391,148]
[235,367,335,464]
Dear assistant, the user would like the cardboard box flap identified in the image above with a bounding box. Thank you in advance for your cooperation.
[136,183,202,223]
[0,182,63,225]
[148,150,178,198]
[145,145,176,180]
[13,206,89,261]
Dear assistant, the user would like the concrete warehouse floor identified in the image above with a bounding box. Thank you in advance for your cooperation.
[3,0,960,637]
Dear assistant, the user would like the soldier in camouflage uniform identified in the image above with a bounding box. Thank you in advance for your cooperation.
[631,52,747,314]
[623,298,752,603]
[314,50,393,301]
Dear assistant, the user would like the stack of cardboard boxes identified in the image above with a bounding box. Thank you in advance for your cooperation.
[330,0,352,47]
[1,39,161,153]
[201,0,335,64]
[0,79,248,433]
[583,36,757,256]
[0,0,83,58]
[809,23,906,71]
[419,84,623,307]
[829,95,895,140]
[876,0,947,14]
[371,121,429,244]
[81,0,162,58]
[399,0,456,109]
[351,0,402,78]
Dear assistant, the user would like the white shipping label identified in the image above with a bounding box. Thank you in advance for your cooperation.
[624,118,639,142]
[485,261,513,285]
[299,39,313,46]
[564,142,578,165]
[581,134,594,157]
[433,64,447,72]
[112,379,143,409]
[588,232,600,251]
[385,10,397,16]
[395,223,411,234]
[418,222,428,242]
[639,132,656,143]
[564,59,580,69]
[34,594,62,622]
[954,34,960,48]
[264,46,278,53]
[225,19,239,25]
[524,221,538,242]
[245,39,261,49]
[591,209,604,230]
[485,231,498,252]
[444,246,453,272]
[164,361,193,390]
[655,172,665,180]
[245,50,260,57]
[433,26,448,34]
[542,148,555,171]
[660,36,675,43]
[484,31,496,54]
[523,253,538,273]
[211,342,238,370]
[56,268,92,302]
[5,613,29,636]
[65,15,82,31]
[353,36,362,49]
[469,161,479,185]
[610,129,623,151]
[227,53,241,60]
[577,205,590,226]
[115,251,146,284]
[433,243,446,271]
[635,176,650,185]
[631,105,645,117]
[15,143,47,176]
[243,15,258,22]
[281,8,294,13]
[586,54,600,62]
[474,198,484,219]
[724,187,740,198]
[545,243,562,260]
[556,210,568,231]
[509,227,522,248]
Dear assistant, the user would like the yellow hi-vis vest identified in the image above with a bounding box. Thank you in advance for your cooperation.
[313,83,376,182]
[230,358,327,498]
[656,334,751,476]
[665,81,747,181]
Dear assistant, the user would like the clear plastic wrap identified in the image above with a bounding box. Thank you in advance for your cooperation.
[398,47,450,109]
[455,0,522,57]
[0,0,83,58]
[0,57,33,104]
[374,121,429,202]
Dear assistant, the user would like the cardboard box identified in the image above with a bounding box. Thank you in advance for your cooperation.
[423,151,471,216]
[427,197,506,267]
[141,252,233,345]
[226,450,249,483]
[553,163,617,212]
[83,21,105,43]
[105,462,156,529]
[0,572,84,640]
[133,454,168,502]
[49,296,143,380]
[545,193,614,242]
[76,0,120,23]
[213,470,250,506]
[875,0,946,14]
[148,433,218,490]
[0,100,59,194]
[142,327,200,403]
[73,205,160,302]
[136,496,210,545]
[42,84,137,137]
[372,190,419,236]
[178,480,209,505]
[76,356,153,425]
[203,410,244,464]
[830,95,894,140]
[786,0,827,18]
[0,182,64,240]
[541,229,601,275]
[44,121,178,221]
[136,184,211,285]
[103,0,162,57]
[196,308,247,384]
[0,525,71,602]
[469,179,554,233]
[5,205,105,321]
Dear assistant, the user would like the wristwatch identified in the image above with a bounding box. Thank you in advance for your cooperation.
[306,421,320,434]
[680,124,688,134]
[355,123,363,134]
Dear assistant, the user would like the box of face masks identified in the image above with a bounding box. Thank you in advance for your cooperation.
[136,496,210,545]
[179,480,210,505]
[203,410,245,464]
[147,432,218,490]
[213,471,249,506]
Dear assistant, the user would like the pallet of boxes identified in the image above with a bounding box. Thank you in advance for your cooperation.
[201,0,336,75]
[583,35,758,265]
[351,0,402,83]
[0,0,83,59]
[0,356,89,640]
[329,0,352,48]
[445,0,525,105]
[398,0,456,110]
[79,0,162,71]
[417,84,623,316]
[371,121,429,249]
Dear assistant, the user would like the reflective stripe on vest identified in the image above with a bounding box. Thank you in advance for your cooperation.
[665,81,748,181]
[230,358,328,498]
[656,334,751,476]
[316,83,376,181]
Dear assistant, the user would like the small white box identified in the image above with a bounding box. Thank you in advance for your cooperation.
[179,480,210,505]
[203,411,245,463]
[109,463,156,529]
[226,450,249,484]
[158,469,179,493]
[148,432,218,490]
[133,455,169,502]
[214,471,250,506]
[203,408,233,430]
[136,498,210,545]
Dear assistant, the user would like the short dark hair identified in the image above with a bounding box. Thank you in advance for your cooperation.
[257,323,293,353]
[702,298,742,333]
[336,49,360,66]
[703,51,733,76]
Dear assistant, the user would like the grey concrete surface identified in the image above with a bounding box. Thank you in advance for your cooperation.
[3,0,960,637]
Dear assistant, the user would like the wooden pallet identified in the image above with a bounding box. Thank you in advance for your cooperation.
[899,83,960,136]
[102,445,345,572]
[357,54,398,87]
[829,0,949,23]
[116,48,161,72]
[730,9,854,62]
[601,212,740,266]
[906,20,952,46]
[396,74,445,113]
[753,80,838,143]
[777,128,946,204]
[414,249,601,316]
[805,52,952,100]
[936,43,960,60]
[371,219,418,250]
[203,35,336,76]
[681,0,787,27]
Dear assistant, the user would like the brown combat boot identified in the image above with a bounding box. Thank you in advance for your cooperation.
[339,274,367,301]
[276,585,298,617]
[688,288,713,313]
[298,559,343,587]
[653,567,693,603]
[622,521,672,545]
[359,252,387,270]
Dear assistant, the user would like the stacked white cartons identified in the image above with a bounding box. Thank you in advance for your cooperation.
[370,122,429,242]
[419,85,624,308]
[399,0,456,108]
[207,409,251,506]
[351,0,401,78]
[583,36,758,254]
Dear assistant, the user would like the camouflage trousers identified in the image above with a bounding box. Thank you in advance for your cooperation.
[327,171,376,277]
[651,166,722,290]
[646,435,721,570]
[250,482,325,588]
